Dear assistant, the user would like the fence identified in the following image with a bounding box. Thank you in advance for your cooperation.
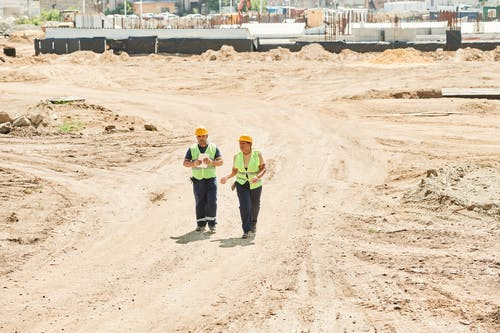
[76,12,308,29]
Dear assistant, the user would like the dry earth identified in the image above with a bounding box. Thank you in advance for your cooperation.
[0,34,499,332]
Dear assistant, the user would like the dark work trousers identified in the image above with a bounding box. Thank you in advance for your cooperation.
[192,177,217,227]
[236,182,262,233]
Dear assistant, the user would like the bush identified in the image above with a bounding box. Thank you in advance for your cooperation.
[15,10,59,26]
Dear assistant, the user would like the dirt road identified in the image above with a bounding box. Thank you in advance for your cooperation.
[0,41,499,332]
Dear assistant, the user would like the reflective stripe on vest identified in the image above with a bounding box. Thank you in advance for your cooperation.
[235,150,262,190]
[190,143,217,180]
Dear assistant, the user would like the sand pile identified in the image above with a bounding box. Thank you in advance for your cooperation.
[66,51,99,64]
[493,45,500,61]
[119,52,130,61]
[200,49,218,61]
[8,30,44,43]
[267,47,293,61]
[370,48,432,64]
[455,47,490,62]
[338,49,362,62]
[36,53,58,63]
[200,45,238,61]
[99,50,118,63]
[0,70,47,82]
[2,100,152,137]
[44,101,147,135]
[403,163,500,217]
[296,43,336,61]
[428,48,452,61]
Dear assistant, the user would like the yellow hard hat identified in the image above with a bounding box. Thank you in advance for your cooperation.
[239,135,253,143]
[194,126,208,136]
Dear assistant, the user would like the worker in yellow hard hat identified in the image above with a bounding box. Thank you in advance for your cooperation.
[220,135,266,239]
[183,126,223,232]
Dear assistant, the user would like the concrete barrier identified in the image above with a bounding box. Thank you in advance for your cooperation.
[157,38,253,55]
[128,36,157,55]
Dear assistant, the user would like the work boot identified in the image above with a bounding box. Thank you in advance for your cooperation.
[196,226,205,232]
[250,225,257,234]
[208,225,216,232]
[242,232,249,239]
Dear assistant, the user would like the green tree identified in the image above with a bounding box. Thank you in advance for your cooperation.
[15,9,60,25]
[205,0,232,13]
[105,1,133,15]
[250,0,267,13]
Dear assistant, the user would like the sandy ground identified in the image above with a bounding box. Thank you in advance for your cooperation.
[0,33,499,332]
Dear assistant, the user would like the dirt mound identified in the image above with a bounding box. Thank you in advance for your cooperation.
[338,49,362,61]
[370,48,432,64]
[297,43,336,61]
[428,48,453,61]
[66,51,99,64]
[35,53,58,63]
[99,50,118,63]
[493,46,500,61]
[455,47,490,62]
[200,45,238,61]
[267,47,293,61]
[44,101,147,135]
[0,70,48,82]
[119,51,130,61]
[403,163,500,217]
[3,100,152,138]
[8,29,44,43]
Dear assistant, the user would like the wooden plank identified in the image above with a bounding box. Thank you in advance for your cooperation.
[442,88,500,99]
[47,97,86,104]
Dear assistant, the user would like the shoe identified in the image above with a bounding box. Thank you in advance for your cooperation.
[250,226,256,233]
[242,232,249,239]
[208,225,216,232]
[195,226,205,232]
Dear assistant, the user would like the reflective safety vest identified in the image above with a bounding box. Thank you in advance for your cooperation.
[235,150,262,190]
[190,143,217,180]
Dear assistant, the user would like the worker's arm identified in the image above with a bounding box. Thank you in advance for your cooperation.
[250,152,266,183]
[183,159,202,168]
[202,156,223,167]
[220,155,237,184]
[202,146,223,167]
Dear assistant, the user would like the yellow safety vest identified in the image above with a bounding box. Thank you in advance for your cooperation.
[235,150,262,189]
[190,143,217,180]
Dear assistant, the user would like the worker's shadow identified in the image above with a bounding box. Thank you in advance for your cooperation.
[171,230,214,244]
[211,234,255,248]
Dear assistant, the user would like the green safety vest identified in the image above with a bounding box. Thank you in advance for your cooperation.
[235,150,262,190]
[190,143,217,180]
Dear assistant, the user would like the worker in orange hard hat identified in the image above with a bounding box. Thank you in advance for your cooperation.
[183,126,223,232]
[220,135,266,239]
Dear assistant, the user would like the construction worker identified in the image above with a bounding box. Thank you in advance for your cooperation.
[183,126,223,232]
[220,135,266,239]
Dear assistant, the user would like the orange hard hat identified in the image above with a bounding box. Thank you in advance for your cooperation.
[194,126,208,136]
[239,135,252,143]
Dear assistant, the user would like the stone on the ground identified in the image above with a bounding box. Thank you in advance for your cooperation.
[12,116,31,127]
[0,122,12,134]
[29,112,47,127]
[144,124,157,131]
[0,111,12,123]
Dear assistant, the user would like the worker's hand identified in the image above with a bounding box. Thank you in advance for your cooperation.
[220,176,227,184]
[251,176,260,184]
[202,158,212,165]
[193,160,202,167]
